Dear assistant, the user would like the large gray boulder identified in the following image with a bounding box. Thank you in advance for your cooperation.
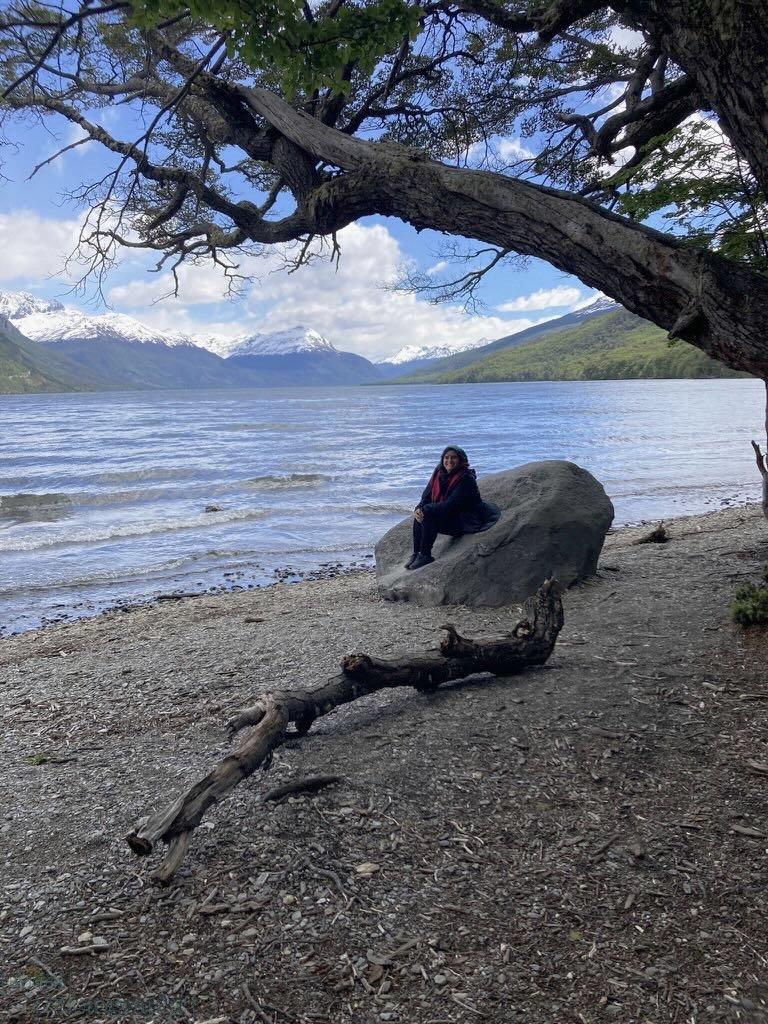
[376,460,614,606]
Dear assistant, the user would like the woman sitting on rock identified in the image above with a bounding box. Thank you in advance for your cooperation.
[407,445,499,570]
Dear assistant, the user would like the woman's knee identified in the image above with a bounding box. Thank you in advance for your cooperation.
[422,506,450,527]
[424,511,459,534]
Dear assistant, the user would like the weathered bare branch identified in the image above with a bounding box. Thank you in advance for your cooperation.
[1,1,129,99]
[126,580,564,884]
[396,244,515,308]
[447,0,605,40]
[2,0,768,381]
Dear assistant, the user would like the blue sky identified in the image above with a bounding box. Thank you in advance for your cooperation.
[0,106,601,360]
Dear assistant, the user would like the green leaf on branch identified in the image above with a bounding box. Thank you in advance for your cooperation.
[130,0,422,96]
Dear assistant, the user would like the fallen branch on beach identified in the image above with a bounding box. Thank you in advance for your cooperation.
[126,578,564,884]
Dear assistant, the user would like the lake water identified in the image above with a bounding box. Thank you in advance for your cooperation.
[1,379,765,635]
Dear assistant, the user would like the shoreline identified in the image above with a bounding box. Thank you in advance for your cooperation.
[2,500,762,641]
[0,554,377,640]
[1,501,767,1022]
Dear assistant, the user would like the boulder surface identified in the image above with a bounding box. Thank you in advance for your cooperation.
[376,460,614,606]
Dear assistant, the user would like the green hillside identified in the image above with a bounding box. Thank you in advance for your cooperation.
[407,309,749,384]
[390,307,597,383]
[0,321,114,394]
[0,328,76,393]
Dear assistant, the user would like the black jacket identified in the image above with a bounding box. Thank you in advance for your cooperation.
[417,470,499,534]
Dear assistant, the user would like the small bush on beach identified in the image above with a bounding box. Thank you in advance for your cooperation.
[731,565,768,626]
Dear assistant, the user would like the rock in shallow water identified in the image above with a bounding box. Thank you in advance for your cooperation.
[375,460,614,606]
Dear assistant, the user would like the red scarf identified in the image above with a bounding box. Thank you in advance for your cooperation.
[429,465,468,502]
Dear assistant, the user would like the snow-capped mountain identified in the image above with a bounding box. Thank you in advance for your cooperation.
[0,291,64,321]
[378,296,627,381]
[378,299,618,368]
[0,290,196,348]
[572,296,619,319]
[204,325,336,358]
[378,335,491,366]
[220,325,380,385]
[0,287,250,389]
[0,289,381,389]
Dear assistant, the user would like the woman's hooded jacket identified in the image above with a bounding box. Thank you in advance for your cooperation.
[417,446,499,534]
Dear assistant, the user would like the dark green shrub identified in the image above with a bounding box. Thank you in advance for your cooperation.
[731,565,768,626]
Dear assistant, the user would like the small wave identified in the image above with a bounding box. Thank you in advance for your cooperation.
[0,507,270,553]
[608,480,724,499]
[72,486,185,508]
[222,422,298,432]
[351,503,412,516]
[0,492,72,522]
[249,542,373,557]
[242,473,326,491]
[1,486,192,517]
[0,554,194,594]
[88,466,199,485]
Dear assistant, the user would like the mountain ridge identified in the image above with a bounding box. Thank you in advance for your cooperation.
[377,334,493,366]
[0,314,118,393]
[387,299,620,383]
[205,325,337,358]
[406,307,750,384]
[0,289,384,390]
[0,290,744,394]
[0,290,196,348]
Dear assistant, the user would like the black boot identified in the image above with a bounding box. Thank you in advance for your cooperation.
[407,552,435,570]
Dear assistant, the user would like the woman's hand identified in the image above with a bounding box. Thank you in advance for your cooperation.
[413,507,424,523]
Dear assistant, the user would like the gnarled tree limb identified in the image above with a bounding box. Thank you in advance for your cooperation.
[126,578,564,885]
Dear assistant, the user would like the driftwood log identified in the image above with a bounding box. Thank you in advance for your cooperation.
[126,578,564,884]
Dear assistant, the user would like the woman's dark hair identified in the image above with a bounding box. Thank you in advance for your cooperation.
[441,445,469,466]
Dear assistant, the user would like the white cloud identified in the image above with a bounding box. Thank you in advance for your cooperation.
[497,286,585,313]
[426,259,449,276]
[0,211,82,282]
[651,113,731,176]
[598,81,628,104]
[107,258,242,308]
[107,223,538,360]
[595,112,734,186]
[496,138,535,163]
[62,123,95,161]
[3,213,588,360]
[606,26,645,50]
[466,135,536,168]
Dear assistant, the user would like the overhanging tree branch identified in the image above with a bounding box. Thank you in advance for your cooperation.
[2,0,768,382]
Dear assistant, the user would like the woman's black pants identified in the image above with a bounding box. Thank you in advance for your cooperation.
[413,508,462,557]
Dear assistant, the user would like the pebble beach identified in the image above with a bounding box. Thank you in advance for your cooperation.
[1,504,767,1023]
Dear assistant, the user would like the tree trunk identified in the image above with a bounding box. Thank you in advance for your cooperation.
[245,87,768,380]
[126,579,563,885]
[619,0,768,198]
[753,381,768,519]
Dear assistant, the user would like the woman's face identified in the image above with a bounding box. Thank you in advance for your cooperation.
[442,449,460,472]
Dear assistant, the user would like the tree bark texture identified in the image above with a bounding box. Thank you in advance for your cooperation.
[6,4,768,381]
[125,579,563,884]
[619,0,768,198]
